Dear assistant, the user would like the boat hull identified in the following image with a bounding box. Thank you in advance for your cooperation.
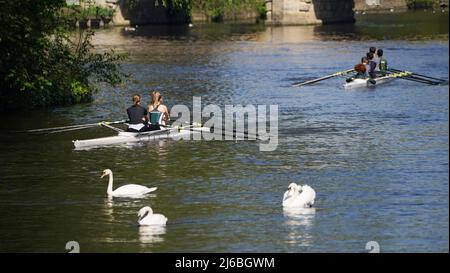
[343,76,395,89]
[73,127,210,149]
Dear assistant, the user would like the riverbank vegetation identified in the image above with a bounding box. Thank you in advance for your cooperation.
[407,0,444,9]
[127,0,266,22]
[64,2,116,26]
[0,0,127,110]
[190,0,266,22]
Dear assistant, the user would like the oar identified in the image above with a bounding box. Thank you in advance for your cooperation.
[397,76,439,85]
[162,124,262,140]
[385,71,436,85]
[101,122,125,133]
[26,120,127,133]
[292,69,355,87]
[388,68,447,84]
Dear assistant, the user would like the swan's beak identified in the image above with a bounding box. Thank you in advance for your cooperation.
[100,173,106,178]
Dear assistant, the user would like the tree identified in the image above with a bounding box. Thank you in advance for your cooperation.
[0,0,127,110]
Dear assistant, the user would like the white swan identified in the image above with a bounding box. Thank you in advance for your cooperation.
[137,206,168,226]
[100,169,157,198]
[282,183,316,208]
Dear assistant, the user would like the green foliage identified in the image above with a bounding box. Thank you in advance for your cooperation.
[81,6,115,19]
[126,0,191,15]
[256,1,267,20]
[191,0,266,22]
[0,0,127,109]
[125,0,265,22]
[407,0,437,9]
[63,2,115,23]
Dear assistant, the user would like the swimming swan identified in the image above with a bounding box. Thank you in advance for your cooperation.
[282,183,316,208]
[137,206,168,226]
[100,169,157,198]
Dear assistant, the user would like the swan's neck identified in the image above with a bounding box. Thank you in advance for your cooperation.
[290,189,300,197]
[107,173,114,195]
[140,209,153,222]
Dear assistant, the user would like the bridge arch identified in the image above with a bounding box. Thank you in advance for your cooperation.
[266,0,355,25]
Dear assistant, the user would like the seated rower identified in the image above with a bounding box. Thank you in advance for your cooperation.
[370,46,380,71]
[366,52,377,79]
[376,49,388,76]
[354,63,367,79]
[126,94,149,132]
[361,56,369,75]
[346,58,368,83]
[148,91,170,129]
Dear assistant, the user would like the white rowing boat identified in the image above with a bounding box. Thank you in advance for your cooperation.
[73,125,210,149]
[343,71,413,90]
[343,76,393,89]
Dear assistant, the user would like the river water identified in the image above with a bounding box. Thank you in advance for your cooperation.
[0,11,448,252]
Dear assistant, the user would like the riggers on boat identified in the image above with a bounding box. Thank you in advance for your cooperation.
[72,125,210,149]
[343,71,413,90]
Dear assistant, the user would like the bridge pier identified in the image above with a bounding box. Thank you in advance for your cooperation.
[266,0,355,25]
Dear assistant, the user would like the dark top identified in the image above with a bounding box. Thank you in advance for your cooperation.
[127,105,148,125]
[368,60,377,78]
[368,60,377,73]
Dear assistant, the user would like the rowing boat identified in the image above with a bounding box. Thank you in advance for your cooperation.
[343,76,394,89]
[73,125,210,149]
[343,71,413,90]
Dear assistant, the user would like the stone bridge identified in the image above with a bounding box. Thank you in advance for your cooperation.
[266,0,355,25]
[82,0,356,26]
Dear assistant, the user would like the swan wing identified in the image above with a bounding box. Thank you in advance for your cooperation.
[113,184,157,197]
[297,186,316,207]
[302,185,316,204]
[139,214,167,226]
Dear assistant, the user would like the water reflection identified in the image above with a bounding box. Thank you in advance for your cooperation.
[143,140,171,178]
[103,196,115,222]
[256,26,316,43]
[138,226,166,245]
[283,207,316,247]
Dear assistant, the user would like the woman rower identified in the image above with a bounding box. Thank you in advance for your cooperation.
[126,94,149,132]
[148,91,170,128]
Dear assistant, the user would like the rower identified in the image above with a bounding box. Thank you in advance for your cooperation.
[354,63,367,79]
[361,56,370,76]
[346,60,368,83]
[126,94,149,132]
[369,46,380,71]
[366,52,377,79]
[148,91,170,128]
[376,49,388,76]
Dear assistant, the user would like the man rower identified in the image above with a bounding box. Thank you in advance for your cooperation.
[366,52,377,79]
[376,48,388,75]
[126,94,149,132]
[369,46,380,70]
